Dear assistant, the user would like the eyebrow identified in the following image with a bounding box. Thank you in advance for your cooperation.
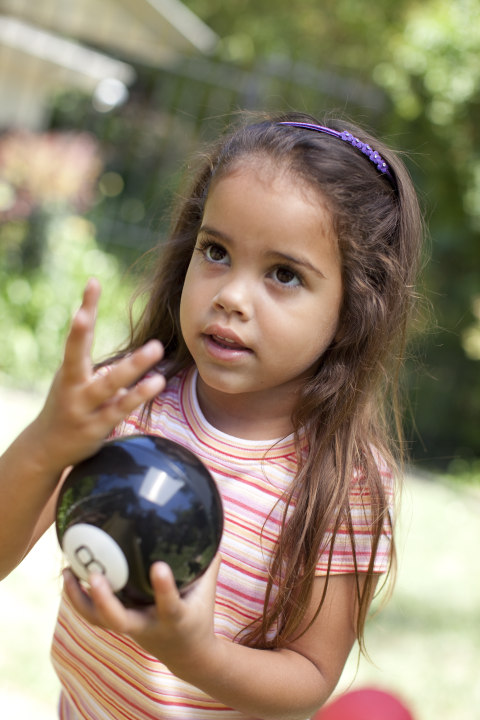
[198,225,327,278]
[266,250,326,278]
[198,226,231,243]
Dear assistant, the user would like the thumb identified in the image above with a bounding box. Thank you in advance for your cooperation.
[184,553,221,606]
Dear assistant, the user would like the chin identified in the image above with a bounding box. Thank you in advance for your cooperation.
[197,367,257,396]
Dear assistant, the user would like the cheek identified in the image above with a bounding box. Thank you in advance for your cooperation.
[284,308,340,364]
[179,262,210,341]
[179,266,195,334]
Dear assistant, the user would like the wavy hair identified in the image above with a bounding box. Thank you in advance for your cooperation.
[111,112,424,652]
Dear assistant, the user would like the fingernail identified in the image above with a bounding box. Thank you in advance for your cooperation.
[89,573,103,589]
[147,339,162,353]
[151,561,170,580]
[63,568,73,583]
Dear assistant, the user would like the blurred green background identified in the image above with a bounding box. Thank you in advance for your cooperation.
[1,0,479,472]
[0,0,479,718]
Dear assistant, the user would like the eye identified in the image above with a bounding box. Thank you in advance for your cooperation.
[271,266,302,287]
[197,239,229,264]
[207,243,228,263]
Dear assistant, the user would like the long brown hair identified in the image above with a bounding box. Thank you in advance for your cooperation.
[113,112,424,652]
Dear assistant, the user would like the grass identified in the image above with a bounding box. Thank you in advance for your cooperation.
[1,385,479,719]
[0,387,61,718]
[338,475,480,719]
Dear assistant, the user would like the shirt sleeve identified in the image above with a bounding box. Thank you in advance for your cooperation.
[315,463,395,575]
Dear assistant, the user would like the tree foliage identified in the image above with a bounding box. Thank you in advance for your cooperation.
[1,0,478,472]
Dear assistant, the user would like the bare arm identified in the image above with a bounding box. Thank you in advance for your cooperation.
[0,279,165,579]
[173,571,360,719]
[64,559,368,720]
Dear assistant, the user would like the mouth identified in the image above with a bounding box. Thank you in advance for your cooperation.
[209,333,248,351]
[202,327,253,358]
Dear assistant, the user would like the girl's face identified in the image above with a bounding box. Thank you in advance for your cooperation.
[180,161,343,437]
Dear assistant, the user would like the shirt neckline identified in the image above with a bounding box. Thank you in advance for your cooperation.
[180,367,297,461]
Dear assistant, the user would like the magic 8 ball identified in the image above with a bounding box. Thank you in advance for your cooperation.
[56,435,224,607]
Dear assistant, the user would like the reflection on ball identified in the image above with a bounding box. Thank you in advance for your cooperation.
[56,435,223,607]
[313,687,415,720]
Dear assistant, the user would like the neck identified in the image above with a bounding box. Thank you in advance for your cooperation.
[195,376,296,441]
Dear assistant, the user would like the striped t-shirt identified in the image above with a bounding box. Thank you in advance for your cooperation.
[51,366,393,719]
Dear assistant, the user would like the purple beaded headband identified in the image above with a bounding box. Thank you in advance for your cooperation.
[278,121,394,183]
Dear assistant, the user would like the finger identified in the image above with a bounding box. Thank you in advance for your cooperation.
[63,279,102,381]
[87,341,164,408]
[104,372,166,419]
[85,370,165,432]
[64,569,130,633]
[88,574,157,636]
[150,562,183,618]
[62,568,102,626]
[184,554,222,606]
[87,573,134,633]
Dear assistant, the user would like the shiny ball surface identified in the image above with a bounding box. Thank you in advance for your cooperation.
[56,435,223,607]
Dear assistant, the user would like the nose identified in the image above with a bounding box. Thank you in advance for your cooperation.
[212,275,253,318]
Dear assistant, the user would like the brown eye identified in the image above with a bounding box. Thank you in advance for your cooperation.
[272,267,301,287]
[205,243,228,263]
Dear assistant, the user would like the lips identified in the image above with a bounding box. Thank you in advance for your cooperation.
[202,326,252,357]
[210,334,246,351]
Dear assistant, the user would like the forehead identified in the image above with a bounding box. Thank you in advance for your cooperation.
[214,152,312,195]
[206,155,335,238]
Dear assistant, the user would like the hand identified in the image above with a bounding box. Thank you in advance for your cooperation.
[63,555,222,673]
[33,278,166,474]
[63,559,346,720]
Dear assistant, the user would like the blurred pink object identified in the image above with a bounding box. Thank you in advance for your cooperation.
[313,687,415,720]
[0,130,103,218]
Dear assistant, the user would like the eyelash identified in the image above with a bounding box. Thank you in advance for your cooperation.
[271,266,304,288]
[195,238,304,288]
[196,238,228,263]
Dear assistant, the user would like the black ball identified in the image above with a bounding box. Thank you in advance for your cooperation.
[56,435,223,607]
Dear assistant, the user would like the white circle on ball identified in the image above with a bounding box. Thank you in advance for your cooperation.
[62,523,129,592]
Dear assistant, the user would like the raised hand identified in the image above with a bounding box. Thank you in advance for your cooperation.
[0,278,166,577]
[34,278,166,475]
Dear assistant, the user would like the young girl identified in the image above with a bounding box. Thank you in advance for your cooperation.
[0,112,423,720]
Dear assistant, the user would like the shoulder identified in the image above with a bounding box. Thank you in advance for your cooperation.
[350,446,396,506]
